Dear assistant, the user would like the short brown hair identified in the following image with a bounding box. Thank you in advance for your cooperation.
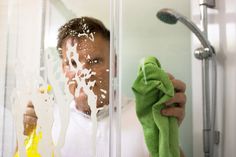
[57,17,110,57]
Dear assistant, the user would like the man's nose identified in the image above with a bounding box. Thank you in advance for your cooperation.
[66,69,86,78]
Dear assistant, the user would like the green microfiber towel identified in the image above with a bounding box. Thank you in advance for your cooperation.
[132,56,180,157]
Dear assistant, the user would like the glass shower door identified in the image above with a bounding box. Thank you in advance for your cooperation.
[0,0,120,157]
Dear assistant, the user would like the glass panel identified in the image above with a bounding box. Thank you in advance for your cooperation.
[1,0,115,157]
[120,0,192,157]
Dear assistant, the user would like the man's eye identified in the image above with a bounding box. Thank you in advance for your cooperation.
[88,58,101,65]
[70,59,77,68]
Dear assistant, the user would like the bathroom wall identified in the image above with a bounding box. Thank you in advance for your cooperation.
[191,0,236,156]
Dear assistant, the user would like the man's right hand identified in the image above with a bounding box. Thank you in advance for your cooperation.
[23,101,37,136]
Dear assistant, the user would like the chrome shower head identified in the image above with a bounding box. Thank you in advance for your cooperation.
[156,8,180,24]
[156,8,214,57]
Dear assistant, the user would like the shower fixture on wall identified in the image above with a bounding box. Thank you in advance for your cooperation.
[156,8,214,59]
[156,0,217,157]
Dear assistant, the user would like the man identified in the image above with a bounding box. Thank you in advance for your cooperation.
[24,17,186,157]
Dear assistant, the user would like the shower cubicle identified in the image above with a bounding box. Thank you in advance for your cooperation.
[1,0,236,157]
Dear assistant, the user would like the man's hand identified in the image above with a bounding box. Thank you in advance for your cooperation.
[23,101,37,135]
[161,73,186,126]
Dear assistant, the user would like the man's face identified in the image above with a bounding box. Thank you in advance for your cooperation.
[61,33,109,111]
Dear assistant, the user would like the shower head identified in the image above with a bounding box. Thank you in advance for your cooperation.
[156,8,180,24]
[156,8,214,57]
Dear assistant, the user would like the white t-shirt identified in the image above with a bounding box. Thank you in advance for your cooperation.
[52,99,149,157]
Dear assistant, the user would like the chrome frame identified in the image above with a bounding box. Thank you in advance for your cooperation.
[199,0,216,8]
[109,0,122,156]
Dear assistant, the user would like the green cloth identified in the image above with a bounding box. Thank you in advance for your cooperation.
[132,56,180,157]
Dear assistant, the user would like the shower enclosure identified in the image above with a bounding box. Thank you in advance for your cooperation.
[0,0,193,157]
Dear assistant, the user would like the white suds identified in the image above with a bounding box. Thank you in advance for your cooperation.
[101,94,106,99]
[65,39,98,156]
[100,89,107,94]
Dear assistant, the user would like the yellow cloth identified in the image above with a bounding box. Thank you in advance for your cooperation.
[14,85,54,157]
[14,129,55,157]
[14,129,42,157]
